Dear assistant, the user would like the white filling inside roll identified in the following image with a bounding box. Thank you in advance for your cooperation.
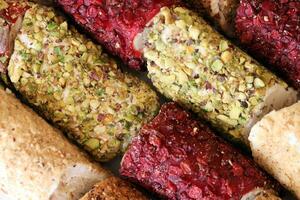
[249,102,300,198]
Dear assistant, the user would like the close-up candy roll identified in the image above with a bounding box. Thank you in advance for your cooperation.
[120,103,280,200]
[0,1,159,161]
[0,0,299,199]
[56,0,297,144]
[0,87,146,200]
[141,6,297,143]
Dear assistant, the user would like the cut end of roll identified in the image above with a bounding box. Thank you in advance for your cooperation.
[244,84,298,143]
[49,164,108,200]
[249,101,300,198]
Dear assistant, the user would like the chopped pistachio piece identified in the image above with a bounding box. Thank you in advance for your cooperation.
[85,138,100,150]
[254,78,265,88]
[0,56,7,64]
[8,4,159,161]
[211,59,224,72]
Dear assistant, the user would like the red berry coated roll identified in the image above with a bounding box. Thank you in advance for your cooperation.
[235,0,300,89]
[120,103,280,200]
[56,0,179,70]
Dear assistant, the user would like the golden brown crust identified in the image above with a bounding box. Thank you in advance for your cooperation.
[80,177,147,200]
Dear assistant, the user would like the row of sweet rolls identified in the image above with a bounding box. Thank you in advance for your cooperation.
[0,0,299,199]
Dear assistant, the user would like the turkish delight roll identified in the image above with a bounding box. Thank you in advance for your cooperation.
[120,103,280,200]
[1,1,159,161]
[141,6,297,143]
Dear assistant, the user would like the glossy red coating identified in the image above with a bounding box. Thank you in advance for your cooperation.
[235,0,300,89]
[57,0,179,70]
[120,103,278,200]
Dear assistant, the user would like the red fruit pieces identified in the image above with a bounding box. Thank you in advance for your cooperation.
[120,103,278,200]
[235,0,300,88]
[57,0,179,70]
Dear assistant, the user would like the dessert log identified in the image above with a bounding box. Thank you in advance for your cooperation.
[0,1,159,161]
[120,103,280,200]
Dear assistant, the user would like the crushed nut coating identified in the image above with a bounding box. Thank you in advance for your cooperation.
[8,4,159,161]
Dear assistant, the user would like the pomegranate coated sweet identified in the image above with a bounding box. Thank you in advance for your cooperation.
[120,103,278,200]
[57,0,179,70]
[235,0,300,89]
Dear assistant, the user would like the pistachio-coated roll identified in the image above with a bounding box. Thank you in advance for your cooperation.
[120,103,280,200]
[139,6,297,143]
[2,2,159,161]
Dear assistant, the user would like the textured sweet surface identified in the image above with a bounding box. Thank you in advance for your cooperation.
[235,0,300,89]
[0,87,109,200]
[249,101,300,198]
[142,6,297,143]
[120,103,279,200]
[57,0,179,70]
[80,176,147,200]
[7,3,159,161]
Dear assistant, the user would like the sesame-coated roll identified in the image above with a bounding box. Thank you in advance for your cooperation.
[1,1,159,161]
[120,103,280,200]
[140,6,297,144]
